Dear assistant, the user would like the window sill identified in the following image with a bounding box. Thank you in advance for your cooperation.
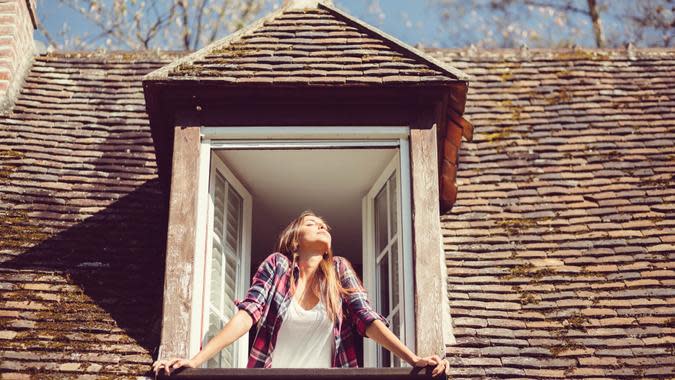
[157,368,447,380]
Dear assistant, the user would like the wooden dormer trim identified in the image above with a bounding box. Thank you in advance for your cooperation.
[410,113,454,359]
[159,125,202,359]
[157,113,454,365]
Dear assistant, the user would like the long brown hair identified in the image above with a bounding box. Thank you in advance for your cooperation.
[276,210,353,322]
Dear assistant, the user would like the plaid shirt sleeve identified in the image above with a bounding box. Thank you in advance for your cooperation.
[335,256,390,336]
[235,253,280,325]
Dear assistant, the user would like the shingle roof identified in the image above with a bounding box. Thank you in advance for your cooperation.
[0,52,176,379]
[428,48,675,379]
[144,2,467,85]
[0,48,674,378]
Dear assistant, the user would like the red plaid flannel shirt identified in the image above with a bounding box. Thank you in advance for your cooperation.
[235,252,389,368]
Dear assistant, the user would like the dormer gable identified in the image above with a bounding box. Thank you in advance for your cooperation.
[143,0,472,213]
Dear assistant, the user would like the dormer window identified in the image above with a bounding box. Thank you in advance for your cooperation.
[193,127,414,368]
[142,0,472,373]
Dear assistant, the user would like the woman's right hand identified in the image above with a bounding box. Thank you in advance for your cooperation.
[151,309,253,378]
[152,357,196,377]
[411,354,449,377]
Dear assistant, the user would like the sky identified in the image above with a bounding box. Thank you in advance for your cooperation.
[35,0,445,51]
[34,0,671,51]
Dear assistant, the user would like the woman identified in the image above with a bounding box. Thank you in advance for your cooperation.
[153,210,449,377]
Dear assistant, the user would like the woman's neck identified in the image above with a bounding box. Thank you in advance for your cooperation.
[296,251,322,279]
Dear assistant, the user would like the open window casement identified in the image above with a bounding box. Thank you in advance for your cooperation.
[362,150,414,368]
[192,153,252,368]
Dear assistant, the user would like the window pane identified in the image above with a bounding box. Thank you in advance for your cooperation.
[224,254,237,318]
[219,343,233,368]
[212,238,223,258]
[378,253,389,315]
[206,166,244,368]
[210,172,227,311]
[205,312,234,368]
[380,346,391,367]
[225,255,237,292]
[375,185,388,253]
[205,312,224,368]
[213,173,226,242]
[391,241,399,310]
[388,174,397,237]
[210,247,223,311]
[392,311,400,367]
[226,188,242,254]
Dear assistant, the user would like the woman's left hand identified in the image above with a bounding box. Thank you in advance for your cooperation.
[411,354,449,377]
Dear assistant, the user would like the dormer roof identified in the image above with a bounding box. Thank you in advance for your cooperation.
[144,1,468,86]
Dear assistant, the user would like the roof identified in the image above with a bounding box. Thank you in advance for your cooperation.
[0,48,673,378]
[144,1,467,85]
[428,48,675,378]
[0,52,176,379]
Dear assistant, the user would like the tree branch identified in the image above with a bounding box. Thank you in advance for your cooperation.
[586,0,606,47]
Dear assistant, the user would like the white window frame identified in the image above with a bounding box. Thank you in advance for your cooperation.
[190,149,252,368]
[362,139,415,368]
[190,126,414,368]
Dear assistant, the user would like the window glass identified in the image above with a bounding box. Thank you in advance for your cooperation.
[380,346,391,367]
[377,253,389,316]
[205,172,243,368]
[225,189,241,253]
[205,311,234,367]
[388,174,397,237]
[375,186,388,253]
[392,311,400,367]
[372,168,404,368]
[391,241,399,313]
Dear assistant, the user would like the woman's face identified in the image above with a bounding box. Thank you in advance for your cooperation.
[296,215,331,253]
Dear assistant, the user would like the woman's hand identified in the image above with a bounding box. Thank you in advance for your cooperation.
[411,354,449,377]
[152,358,196,377]
[364,320,449,377]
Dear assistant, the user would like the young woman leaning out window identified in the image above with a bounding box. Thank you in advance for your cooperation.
[152,210,449,377]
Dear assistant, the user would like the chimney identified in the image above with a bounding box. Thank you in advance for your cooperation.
[0,0,36,112]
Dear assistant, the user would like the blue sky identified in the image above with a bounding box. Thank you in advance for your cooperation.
[36,0,443,50]
[35,0,670,50]
[339,0,442,47]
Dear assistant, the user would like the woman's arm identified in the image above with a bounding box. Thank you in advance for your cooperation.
[365,320,448,377]
[365,320,417,365]
[154,253,282,376]
[153,310,253,376]
[335,257,448,376]
[188,309,253,367]
[335,256,390,335]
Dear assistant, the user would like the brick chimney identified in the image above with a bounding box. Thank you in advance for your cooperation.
[0,0,36,112]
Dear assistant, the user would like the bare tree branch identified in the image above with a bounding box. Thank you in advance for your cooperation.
[37,0,270,51]
[177,0,191,50]
[428,0,672,48]
[192,0,206,51]
[587,0,606,47]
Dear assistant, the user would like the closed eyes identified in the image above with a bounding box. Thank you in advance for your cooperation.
[306,220,331,231]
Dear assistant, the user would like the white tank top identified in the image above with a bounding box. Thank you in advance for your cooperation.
[270,297,334,368]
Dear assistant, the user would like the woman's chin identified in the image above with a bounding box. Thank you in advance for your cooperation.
[315,238,331,251]
[315,245,331,255]
[299,240,331,255]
